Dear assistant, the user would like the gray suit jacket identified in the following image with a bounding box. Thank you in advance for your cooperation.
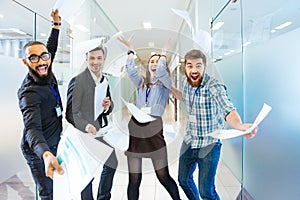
[66,68,113,132]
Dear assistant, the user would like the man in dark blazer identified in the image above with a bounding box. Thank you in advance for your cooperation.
[66,45,117,200]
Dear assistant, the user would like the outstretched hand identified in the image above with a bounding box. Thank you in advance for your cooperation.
[51,9,61,23]
[43,151,64,179]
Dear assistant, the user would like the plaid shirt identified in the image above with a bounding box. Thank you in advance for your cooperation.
[182,73,235,149]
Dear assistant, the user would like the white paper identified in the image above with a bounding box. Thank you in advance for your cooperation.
[53,125,113,199]
[102,32,128,77]
[53,0,85,25]
[208,103,272,139]
[94,78,108,120]
[163,124,177,139]
[74,38,106,57]
[171,8,195,39]
[122,99,156,123]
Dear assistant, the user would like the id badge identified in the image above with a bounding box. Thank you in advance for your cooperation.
[189,114,197,123]
[141,106,152,114]
[55,105,62,117]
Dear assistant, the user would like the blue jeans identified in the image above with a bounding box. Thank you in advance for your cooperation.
[178,141,221,200]
[22,146,58,200]
[81,146,118,200]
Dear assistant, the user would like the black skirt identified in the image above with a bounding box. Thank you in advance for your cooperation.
[125,116,167,159]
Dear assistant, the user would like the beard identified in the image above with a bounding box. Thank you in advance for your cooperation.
[28,64,54,85]
[186,71,203,87]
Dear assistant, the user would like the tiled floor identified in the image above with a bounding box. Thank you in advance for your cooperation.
[0,103,241,200]
[0,158,240,200]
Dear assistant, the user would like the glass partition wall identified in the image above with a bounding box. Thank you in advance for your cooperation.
[210,0,245,198]
[0,0,118,199]
[209,0,300,199]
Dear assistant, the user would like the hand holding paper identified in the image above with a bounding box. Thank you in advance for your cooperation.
[209,103,272,139]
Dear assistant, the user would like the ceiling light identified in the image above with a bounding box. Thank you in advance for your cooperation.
[74,24,89,32]
[40,33,47,37]
[11,28,26,35]
[224,51,231,56]
[242,41,251,47]
[212,22,224,30]
[271,29,276,33]
[275,21,292,30]
[148,42,154,47]
[143,22,152,29]
[0,14,4,18]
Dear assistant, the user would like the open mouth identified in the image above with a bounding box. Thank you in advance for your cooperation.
[36,65,48,75]
[191,74,199,81]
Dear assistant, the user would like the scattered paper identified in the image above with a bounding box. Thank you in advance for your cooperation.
[92,122,129,151]
[122,99,156,123]
[53,0,85,25]
[171,8,195,39]
[208,103,272,139]
[102,32,128,77]
[74,38,106,57]
[53,125,113,199]
[163,124,177,139]
[94,78,108,120]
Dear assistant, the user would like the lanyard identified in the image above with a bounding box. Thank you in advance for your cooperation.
[145,87,151,104]
[49,84,61,105]
[188,85,200,112]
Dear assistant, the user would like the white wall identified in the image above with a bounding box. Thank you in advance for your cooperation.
[0,55,28,182]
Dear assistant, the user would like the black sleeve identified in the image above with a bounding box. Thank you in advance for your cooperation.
[65,77,75,126]
[97,84,114,128]
[46,28,59,62]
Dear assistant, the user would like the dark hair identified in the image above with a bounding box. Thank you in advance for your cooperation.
[184,49,206,66]
[23,41,46,57]
[86,45,107,58]
[144,54,170,89]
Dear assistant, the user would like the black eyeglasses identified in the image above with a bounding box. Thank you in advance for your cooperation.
[27,52,51,63]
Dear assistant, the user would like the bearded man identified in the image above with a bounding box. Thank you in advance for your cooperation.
[17,9,64,200]
[171,49,258,200]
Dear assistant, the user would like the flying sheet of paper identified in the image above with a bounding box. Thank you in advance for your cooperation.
[163,124,177,139]
[171,8,195,39]
[53,125,113,199]
[74,38,105,57]
[97,122,130,151]
[94,78,108,120]
[122,99,156,123]
[102,32,129,77]
[208,103,272,139]
[53,0,85,25]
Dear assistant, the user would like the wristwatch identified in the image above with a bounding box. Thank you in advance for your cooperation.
[127,50,135,55]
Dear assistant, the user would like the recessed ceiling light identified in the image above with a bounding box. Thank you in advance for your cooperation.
[212,22,224,30]
[275,21,292,30]
[143,22,152,29]
[242,42,251,47]
[148,42,154,47]
[74,24,89,32]
[0,14,4,18]
[11,28,26,35]
[40,33,47,37]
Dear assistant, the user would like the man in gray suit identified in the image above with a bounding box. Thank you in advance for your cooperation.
[66,45,117,200]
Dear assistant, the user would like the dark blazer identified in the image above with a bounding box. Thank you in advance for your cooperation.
[18,28,62,159]
[66,68,113,132]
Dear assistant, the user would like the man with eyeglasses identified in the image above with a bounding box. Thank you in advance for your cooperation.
[17,9,64,200]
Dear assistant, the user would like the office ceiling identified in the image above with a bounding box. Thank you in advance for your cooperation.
[1,0,300,63]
